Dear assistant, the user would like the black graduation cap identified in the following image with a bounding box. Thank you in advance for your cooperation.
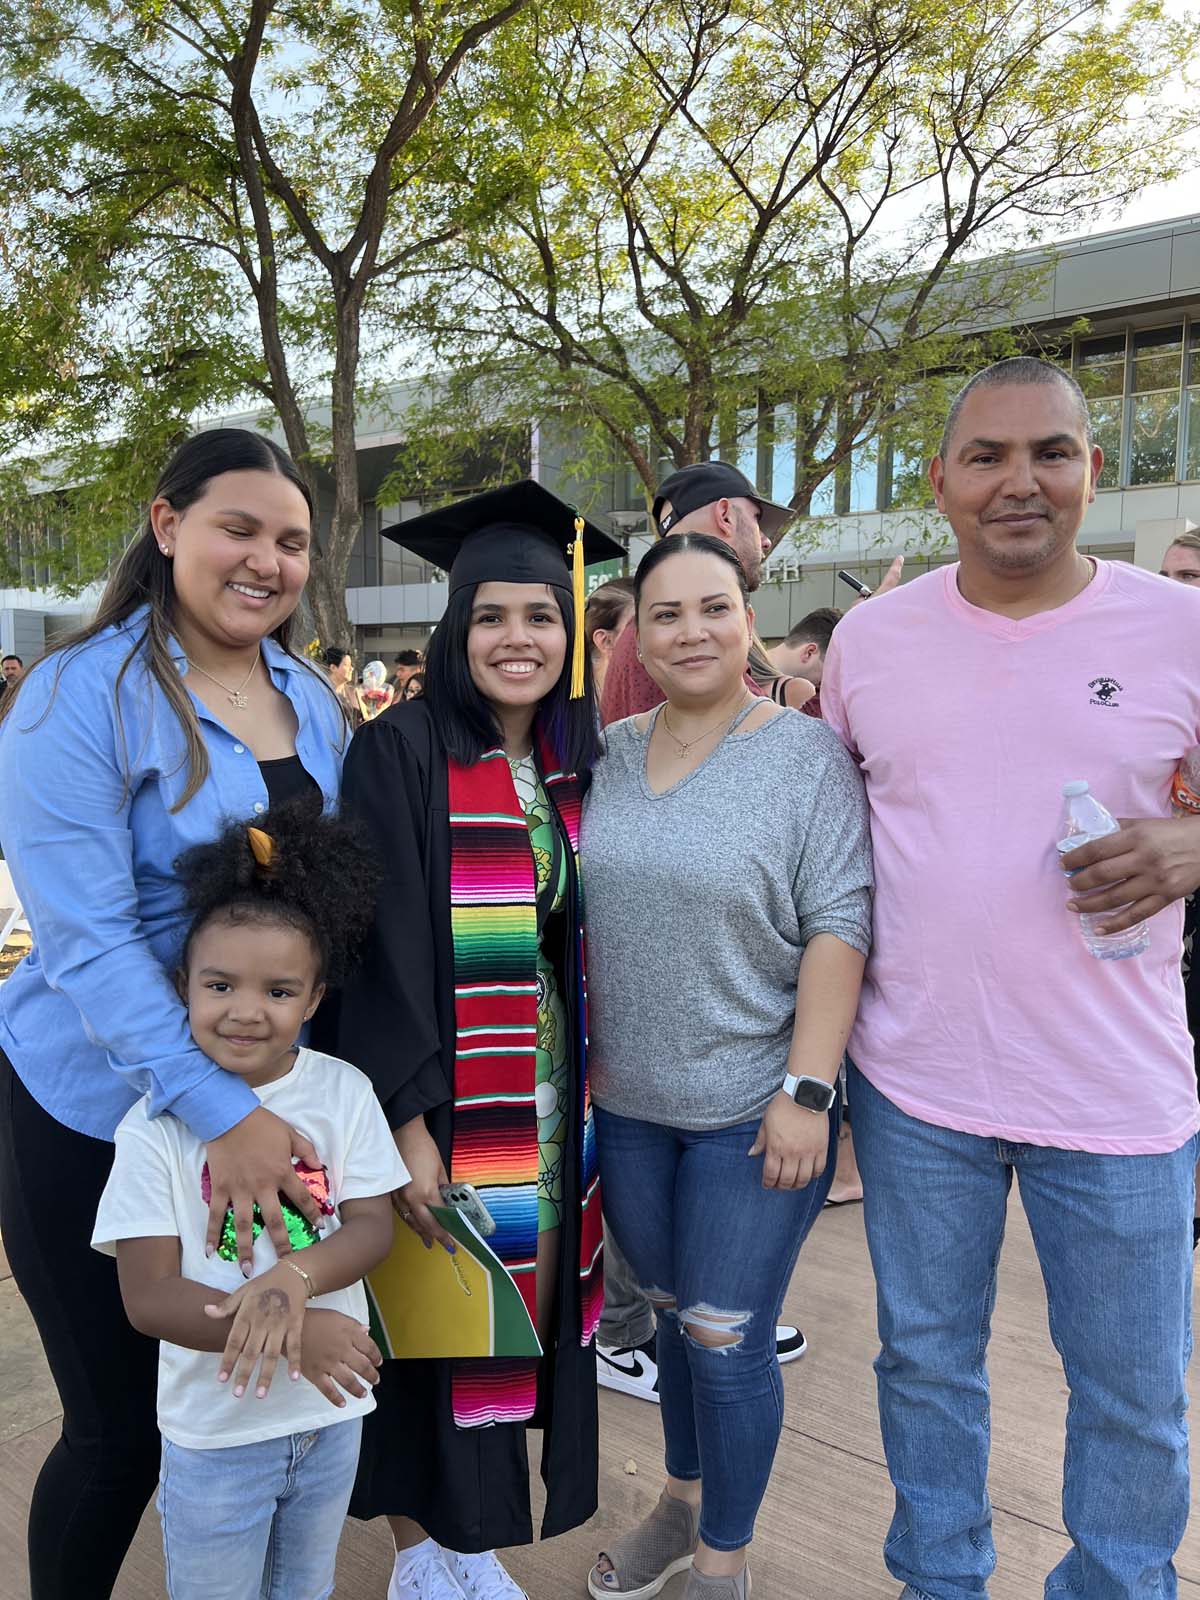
[380,479,625,696]
[380,479,624,594]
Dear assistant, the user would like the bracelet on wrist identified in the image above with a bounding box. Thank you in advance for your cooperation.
[282,1257,316,1299]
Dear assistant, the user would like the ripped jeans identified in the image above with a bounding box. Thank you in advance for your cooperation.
[594,1105,837,1549]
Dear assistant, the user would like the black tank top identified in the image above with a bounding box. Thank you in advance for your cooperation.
[257,756,321,811]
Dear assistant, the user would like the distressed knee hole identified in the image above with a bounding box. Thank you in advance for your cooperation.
[644,1286,677,1313]
[681,1303,750,1351]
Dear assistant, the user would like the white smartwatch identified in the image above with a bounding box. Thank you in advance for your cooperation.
[781,1073,838,1114]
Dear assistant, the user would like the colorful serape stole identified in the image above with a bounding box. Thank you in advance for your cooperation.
[447,740,603,1429]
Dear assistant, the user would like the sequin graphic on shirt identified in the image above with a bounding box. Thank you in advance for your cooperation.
[199,1157,333,1262]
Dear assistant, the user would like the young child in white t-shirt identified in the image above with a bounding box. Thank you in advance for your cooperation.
[92,802,408,1600]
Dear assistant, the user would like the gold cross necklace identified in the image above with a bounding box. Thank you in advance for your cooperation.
[660,693,752,759]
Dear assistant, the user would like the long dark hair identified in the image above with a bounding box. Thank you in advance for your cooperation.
[423,581,599,774]
[1,429,317,807]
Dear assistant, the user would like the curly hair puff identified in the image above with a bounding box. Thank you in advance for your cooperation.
[175,798,383,987]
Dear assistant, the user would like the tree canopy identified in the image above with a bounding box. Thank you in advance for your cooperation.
[398,0,1197,527]
[0,0,530,639]
[0,0,1195,615]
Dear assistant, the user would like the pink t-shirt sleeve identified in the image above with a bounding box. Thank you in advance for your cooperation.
[818,637,854,754]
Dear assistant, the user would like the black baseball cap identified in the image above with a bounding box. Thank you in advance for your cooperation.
[652,461,794,541]
[380,479,624,594]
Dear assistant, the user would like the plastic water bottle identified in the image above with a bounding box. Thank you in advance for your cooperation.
[1057,781,1149,960]
[1171,747,1200,814]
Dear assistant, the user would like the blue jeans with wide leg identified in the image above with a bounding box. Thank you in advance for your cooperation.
[849,1064,1197,1600]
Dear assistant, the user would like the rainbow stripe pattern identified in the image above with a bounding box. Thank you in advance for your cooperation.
[447,743,603,1429]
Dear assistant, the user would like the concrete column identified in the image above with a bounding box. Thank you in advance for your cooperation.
[1133,516,1197,573]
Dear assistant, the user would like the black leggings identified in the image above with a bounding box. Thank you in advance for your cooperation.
[0,1051,159,1599]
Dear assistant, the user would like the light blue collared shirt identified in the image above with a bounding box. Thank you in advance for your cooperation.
[0,608,347,1141]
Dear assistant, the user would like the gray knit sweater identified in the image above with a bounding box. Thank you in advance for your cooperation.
[582,706,873,1130]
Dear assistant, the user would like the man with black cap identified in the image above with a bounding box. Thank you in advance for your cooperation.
[598,461,815,728]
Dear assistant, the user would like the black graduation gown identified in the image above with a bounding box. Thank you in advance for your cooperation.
[337,698,599,1551]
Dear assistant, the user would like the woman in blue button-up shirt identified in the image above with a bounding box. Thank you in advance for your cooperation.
[0,428,348,1600]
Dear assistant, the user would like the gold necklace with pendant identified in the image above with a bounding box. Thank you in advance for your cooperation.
[185,654,260,710]
[660,694,752,759]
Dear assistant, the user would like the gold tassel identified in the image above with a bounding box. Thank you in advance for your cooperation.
[247,827,275,868]
[570,515,586,699]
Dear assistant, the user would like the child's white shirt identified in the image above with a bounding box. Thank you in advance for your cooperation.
[92,1046,408,1450]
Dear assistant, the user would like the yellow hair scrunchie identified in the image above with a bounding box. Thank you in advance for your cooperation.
[247,827,275,868]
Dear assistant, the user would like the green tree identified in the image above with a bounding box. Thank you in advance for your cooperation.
[400,0,1197,533]
[0,0,529,642]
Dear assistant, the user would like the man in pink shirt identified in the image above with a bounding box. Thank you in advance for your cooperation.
[822,357,1200,1600]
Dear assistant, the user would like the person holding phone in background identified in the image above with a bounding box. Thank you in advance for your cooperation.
[337,482,619,1600]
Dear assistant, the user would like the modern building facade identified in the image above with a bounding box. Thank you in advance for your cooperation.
[4,211,1200,658]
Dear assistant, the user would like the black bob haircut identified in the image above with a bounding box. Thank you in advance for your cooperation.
[422,580,599,774]
[175,799,383,987]
[634,531,751,613]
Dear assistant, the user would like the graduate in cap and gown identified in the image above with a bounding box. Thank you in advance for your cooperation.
[337,480,623,1600]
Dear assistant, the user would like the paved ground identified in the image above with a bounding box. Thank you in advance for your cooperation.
[3,1197,1199,1598]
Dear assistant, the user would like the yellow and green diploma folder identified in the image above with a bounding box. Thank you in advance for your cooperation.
[365,1205,543,1360]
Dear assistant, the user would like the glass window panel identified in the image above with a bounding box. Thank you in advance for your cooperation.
[1077,335,1126,398]
[848,441,878,514]
[809,467,837,516]
[1188,328,1200,388]
[888,442,929,508]
[1091,396,1123,489]
[1132,326,1182,393]
[1183,389,1200,481]
[1128,391,1179,485]
[772,405,796,503]
[380,541,404,584]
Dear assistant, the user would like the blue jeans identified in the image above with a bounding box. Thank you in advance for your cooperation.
[849,1065,1197,1600]
[595,1105,836,1550]
[157,1417,362,1599]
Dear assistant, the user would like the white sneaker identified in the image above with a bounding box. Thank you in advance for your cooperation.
[597,1336,660,1402]
[443,1550,529,1599]
[388,1538,468,1600]
[775,1325,807,1364]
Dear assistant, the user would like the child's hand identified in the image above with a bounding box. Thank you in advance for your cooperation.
[204,1260,307,1398]
[300,1309,382,1407]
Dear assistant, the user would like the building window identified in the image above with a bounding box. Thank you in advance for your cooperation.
[772,405,796,503]
[1184,327,1200,483]
[1128,326,1182,486]
[843,440,878,514]
[1076,335,1125,488]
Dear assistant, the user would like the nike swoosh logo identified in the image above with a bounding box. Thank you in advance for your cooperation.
[601,1353,647,1379]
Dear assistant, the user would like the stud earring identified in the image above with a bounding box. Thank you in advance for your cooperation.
[159,544,169,555]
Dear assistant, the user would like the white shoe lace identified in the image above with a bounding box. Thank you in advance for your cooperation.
[388,1543,468,1600]
[444,1550,528,1600]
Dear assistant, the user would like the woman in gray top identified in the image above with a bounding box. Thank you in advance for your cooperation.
[582,533,872,1600]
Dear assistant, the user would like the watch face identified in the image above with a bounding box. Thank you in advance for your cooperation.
[793,1078,836,1113]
